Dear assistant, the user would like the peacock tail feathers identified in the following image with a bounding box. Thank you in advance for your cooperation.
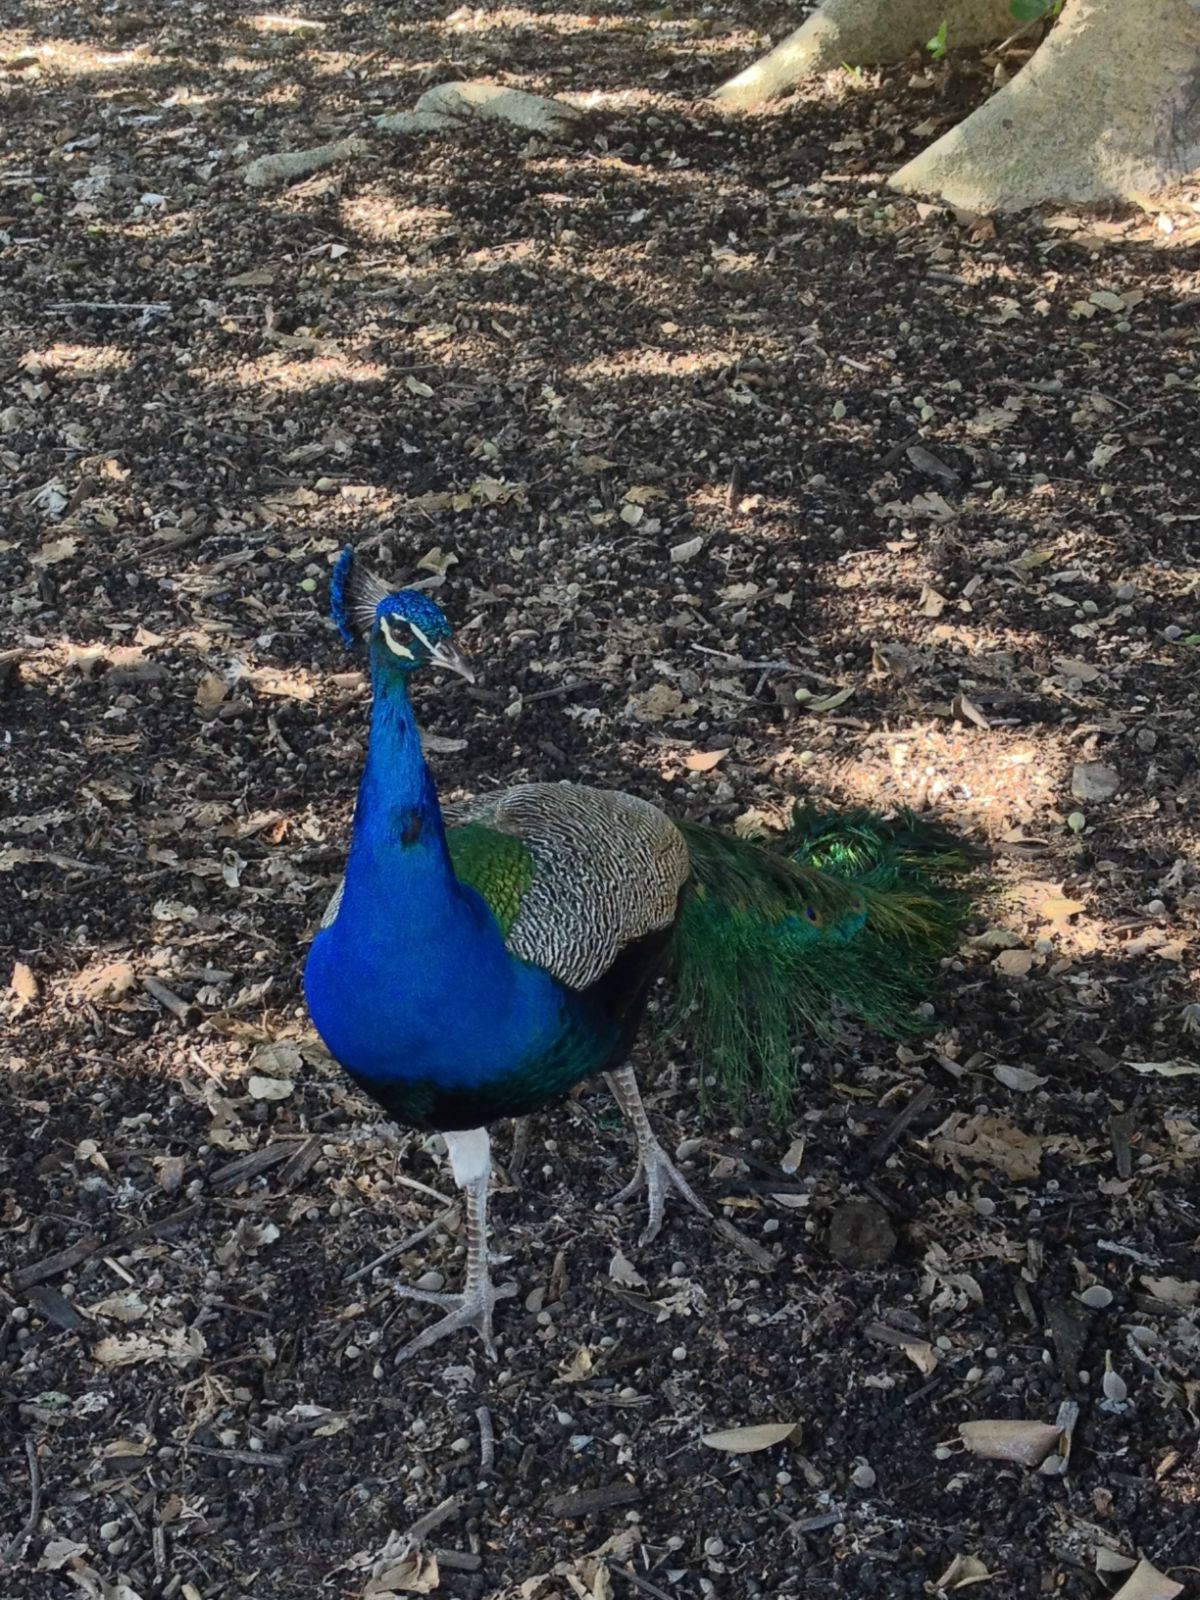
[785,801,980,882]
[670,806,981,1116]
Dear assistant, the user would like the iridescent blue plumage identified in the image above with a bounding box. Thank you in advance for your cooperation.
[329,545,358,646]
[304,548,980,1362]
[329,544,454,653]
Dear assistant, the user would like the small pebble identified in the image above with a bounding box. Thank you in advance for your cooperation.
[851,1460,876,1489]
[1080,1285,1113,1309]
[704,1537,725,1557]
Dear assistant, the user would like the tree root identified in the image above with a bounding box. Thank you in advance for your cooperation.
[242,82,582,190]
[713,0,1013,109]
[892,0,1200,209]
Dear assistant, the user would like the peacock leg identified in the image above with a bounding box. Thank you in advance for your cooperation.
[392,1127,517,1363]
[605,1065,712,1245]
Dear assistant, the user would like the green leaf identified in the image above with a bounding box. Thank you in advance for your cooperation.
[1010,0,1051,20]
[925,20,949,57]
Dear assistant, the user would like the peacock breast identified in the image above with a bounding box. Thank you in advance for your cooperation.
[303,908,569,1092]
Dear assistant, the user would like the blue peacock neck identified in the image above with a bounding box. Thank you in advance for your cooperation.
[304,638,606,1112]
[339,660,455,922]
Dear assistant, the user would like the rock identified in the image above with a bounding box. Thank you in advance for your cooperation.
[1071,762,1119,802]
[827,1200,897,1268]
[72,960,137,1003]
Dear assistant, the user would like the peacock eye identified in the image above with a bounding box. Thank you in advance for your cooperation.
[379,616,415,660]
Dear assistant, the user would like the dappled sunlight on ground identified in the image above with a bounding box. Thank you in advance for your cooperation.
[221,352,392,391]
[20,342,135,377]
[3,2,1199,1596]
[339,196,457,245]
[568,346,735,380]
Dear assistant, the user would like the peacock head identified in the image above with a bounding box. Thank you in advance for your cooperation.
[329,546,474,682]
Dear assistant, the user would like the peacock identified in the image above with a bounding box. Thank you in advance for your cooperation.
[303,549,980,1361]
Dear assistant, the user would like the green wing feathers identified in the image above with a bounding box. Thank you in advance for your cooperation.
[671,807,980,1114]
[447,823,534,936]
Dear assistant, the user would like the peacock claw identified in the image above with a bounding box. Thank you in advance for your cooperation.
[610,1139,712,1246]
[393,1276,518,1364]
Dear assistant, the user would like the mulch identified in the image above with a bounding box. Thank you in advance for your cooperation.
[2,2,1198,1597]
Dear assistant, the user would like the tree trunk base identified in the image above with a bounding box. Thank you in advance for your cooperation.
[713,0,1013,109]
[891,0,1200,209]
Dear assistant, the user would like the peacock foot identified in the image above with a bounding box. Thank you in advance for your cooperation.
[391,1273,518,1364]
[610,1138,712,1246]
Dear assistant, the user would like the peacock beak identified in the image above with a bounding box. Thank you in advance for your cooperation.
[430,638,476,684]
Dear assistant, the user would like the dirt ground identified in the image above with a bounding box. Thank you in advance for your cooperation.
[2,3,1199,1597]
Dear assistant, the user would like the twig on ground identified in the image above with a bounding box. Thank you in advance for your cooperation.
[475,1406,494,1473]
[606,1559,676,1600]
[342,1217,449,1285]
[692,642,820,671]
[186,1444,291,1468]
[867,1081,937,1163]
[9,1204,203,1293]
[714,1217,775,1270]
[393,1171,454,1207]
[406,1495,462,1545]
[46,301,170,314]
[10,1233,101,1293]
[1,1437,41,1568]
[142,976,197,1022]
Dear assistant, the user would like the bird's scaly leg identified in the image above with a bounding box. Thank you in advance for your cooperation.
[605,1065,711,1245]
[392,1128,516,1363]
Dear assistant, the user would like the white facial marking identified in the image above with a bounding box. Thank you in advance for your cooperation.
[379,615,415,660]
[410,623,433,651]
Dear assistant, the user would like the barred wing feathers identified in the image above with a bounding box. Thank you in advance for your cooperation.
[449,783,691,990]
